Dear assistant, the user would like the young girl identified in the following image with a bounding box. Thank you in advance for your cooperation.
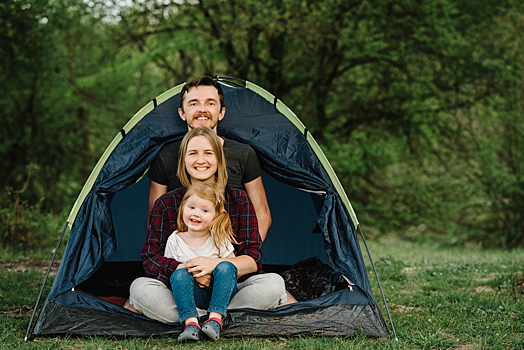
[165,182,238,342]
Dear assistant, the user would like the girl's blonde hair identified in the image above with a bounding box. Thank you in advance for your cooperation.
[177,183,238,252]
[177,126,228,191]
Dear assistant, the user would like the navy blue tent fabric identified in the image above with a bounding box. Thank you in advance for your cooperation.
[49,84,374,310]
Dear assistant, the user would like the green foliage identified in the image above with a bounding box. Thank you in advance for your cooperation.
[310,0,524,247]
[0,184,66,260]
[2,0,524,249]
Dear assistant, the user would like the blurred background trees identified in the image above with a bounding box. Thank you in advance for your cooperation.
[1,0,524,253]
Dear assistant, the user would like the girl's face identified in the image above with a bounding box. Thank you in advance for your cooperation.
[184,136,218,184]
[183,194,215,235]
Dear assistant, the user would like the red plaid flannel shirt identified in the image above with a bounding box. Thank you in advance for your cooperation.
[141,185,262,285]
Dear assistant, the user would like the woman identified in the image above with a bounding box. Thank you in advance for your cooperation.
[126,127,287,325]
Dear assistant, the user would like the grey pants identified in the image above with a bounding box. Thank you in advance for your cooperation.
[129,273,287,323]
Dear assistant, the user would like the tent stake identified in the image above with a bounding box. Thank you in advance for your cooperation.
[24,221,69,341]
[357,224,398,341]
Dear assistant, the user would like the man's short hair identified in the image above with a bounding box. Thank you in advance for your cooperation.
[179,76,225,111]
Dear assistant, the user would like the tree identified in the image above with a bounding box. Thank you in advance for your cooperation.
[3,0,524,249]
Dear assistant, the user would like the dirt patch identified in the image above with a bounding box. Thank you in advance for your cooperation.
[474,286,494,293]
[514,279,524,294]
[1,306,34,318]
[0,260,61,275]
[389,303,421,313]
[475,273,497,283]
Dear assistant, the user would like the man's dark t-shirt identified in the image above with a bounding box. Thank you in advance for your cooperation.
[148,138,262,192]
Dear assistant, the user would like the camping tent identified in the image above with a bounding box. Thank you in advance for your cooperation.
[26,77,395,340]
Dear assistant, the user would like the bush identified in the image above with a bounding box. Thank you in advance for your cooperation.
[0,187,65,261]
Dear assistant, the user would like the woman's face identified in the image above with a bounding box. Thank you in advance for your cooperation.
[184,135,218,184]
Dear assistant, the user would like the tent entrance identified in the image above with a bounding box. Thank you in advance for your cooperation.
[75,259,351,306]
[76,262,145,299]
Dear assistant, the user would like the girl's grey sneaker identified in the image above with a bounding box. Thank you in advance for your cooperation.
[202,317,223,341]
[178,322,202,342]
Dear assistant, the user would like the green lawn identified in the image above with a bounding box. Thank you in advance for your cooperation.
[1,237,523,349]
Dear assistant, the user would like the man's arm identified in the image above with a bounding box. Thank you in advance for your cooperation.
[244,176,271,241]
[147,144,175,217]
[148,180,168,219]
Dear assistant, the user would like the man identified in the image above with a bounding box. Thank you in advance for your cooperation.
[147,76,272,240]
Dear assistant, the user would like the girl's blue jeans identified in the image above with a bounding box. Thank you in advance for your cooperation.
[170,261,238,322]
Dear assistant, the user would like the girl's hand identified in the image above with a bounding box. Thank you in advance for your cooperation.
[185,257,219,278]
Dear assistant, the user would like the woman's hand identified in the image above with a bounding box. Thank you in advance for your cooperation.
[194,275,212,288]
[185,257,219,278]
[175,262,210,287]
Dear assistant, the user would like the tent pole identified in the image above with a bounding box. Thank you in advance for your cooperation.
[24,221,69,342]
[357,224,398,341]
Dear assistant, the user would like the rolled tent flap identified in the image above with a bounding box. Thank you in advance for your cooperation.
[317,190,373,300]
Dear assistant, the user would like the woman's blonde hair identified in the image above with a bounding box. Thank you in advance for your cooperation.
[177,183,238,252]
[177,126,228,191]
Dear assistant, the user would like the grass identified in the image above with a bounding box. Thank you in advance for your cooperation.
[1,236,523,349]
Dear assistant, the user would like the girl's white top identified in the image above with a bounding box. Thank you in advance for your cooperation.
[164,230,234,263]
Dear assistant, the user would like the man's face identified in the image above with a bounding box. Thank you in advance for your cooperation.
[179,86,225,132]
